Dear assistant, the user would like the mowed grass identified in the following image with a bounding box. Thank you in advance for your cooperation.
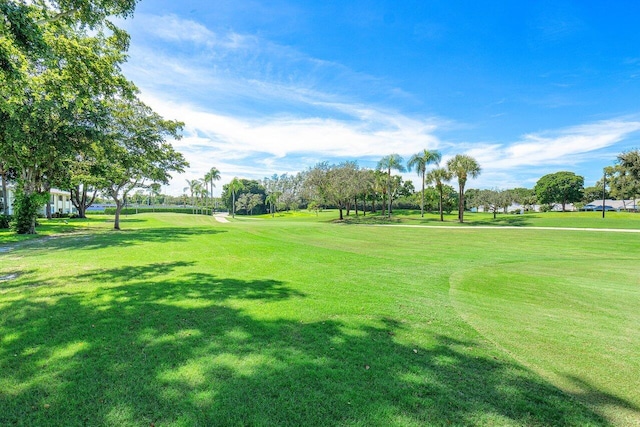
[0,212,639,426]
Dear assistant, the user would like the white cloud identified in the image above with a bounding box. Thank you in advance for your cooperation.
[120,14,640,194]
[469,119,640,171]
[141,94,444,195]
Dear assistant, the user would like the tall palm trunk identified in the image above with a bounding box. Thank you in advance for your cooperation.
[439,186,444,221]
[420,172,425,217]
[387,167,392,218]
[458,182,465,223]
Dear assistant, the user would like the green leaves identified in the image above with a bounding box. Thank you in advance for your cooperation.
[534,171,584,210]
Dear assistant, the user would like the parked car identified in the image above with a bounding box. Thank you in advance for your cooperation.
[594,205,615,211]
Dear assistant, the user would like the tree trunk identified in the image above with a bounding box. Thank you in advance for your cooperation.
[114,200,123,230]
[439,188,444,221]
[43,182,52,219]
[387,168,392,218]
[339,207,343,220]
[232,191,236,218]
[1,170,8,216]
[459,183,465,223]
[421,173,425,217]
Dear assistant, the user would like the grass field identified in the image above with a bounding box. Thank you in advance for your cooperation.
[1,211,639,426]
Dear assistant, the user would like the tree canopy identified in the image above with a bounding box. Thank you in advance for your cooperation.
[534,171,584,212]
[1,0,189,233]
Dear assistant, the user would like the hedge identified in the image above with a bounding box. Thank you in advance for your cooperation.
[102,207,215,216]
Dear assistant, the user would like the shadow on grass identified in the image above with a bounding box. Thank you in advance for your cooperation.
[0,263,630,426]
[3,227,226,254]
[464,215,532,227]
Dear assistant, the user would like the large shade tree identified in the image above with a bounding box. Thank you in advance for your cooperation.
[377,154,405,218]
[305,162,360,220]
[100,98,188,230]
[447,154,481,223]
[1,0,136,233]
[534,171,584,212]
[407,149,441,217]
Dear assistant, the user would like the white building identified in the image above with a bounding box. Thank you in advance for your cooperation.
[0,185,74,216]
[583,199,639,212]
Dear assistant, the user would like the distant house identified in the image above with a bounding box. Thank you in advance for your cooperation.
[550,203,577,212]
[0,184,75,216]
[582,199,639,212]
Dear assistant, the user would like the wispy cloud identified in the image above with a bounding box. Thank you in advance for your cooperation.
[142,93,443,194]
[468,119,640,170]
[120,14,640,194]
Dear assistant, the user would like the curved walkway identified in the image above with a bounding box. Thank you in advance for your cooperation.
[368,224,640,233]
[213,213,230,223]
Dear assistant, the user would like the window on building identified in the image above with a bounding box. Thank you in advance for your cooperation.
[58,195,63,202]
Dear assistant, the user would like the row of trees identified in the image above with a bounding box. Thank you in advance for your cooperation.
[219,149,640,221]
[529,151,640,213]
[184,167,221,214]
[0,1,188,233]
[219,151,481,222]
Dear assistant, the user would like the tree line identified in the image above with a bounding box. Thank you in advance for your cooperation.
[219,152,481,222]
[221,150,640,221]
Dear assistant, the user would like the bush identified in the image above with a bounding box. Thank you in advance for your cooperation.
[0,215,11,229]
[12,192,48,234]
[103,207,213,216]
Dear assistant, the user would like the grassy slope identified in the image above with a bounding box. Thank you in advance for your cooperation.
[0,212,638,426]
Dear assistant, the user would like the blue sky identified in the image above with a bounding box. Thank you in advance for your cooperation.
[118,1,640,196]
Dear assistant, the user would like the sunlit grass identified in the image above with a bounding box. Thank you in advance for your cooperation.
[0,212,638,426]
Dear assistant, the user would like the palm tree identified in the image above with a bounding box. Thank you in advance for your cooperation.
[447,154,481,223]
[265,192,281,217]
[426,167,452,221]
[185,179,198,214]
[618,149,640,181]
[204,167,221,214]
[228,177,244,218]
[408,149,441,217]
[186,178,206,214]
[377,154,405,218]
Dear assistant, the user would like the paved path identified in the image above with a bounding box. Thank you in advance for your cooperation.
[214,213,230,223]
[367,224,640,233]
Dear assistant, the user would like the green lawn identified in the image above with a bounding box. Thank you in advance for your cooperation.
[1,212,638,426]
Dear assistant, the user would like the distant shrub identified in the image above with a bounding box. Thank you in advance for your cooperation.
[103,207,212,216]
[0,215,11,229]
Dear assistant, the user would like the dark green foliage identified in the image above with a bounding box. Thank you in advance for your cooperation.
[103,207,212,215]
[583,185,608,203]
[534,171,584,211]
[11,191,47,234]
[221,179,267,214]
[0,214,11,228]
[618,149,640,181]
